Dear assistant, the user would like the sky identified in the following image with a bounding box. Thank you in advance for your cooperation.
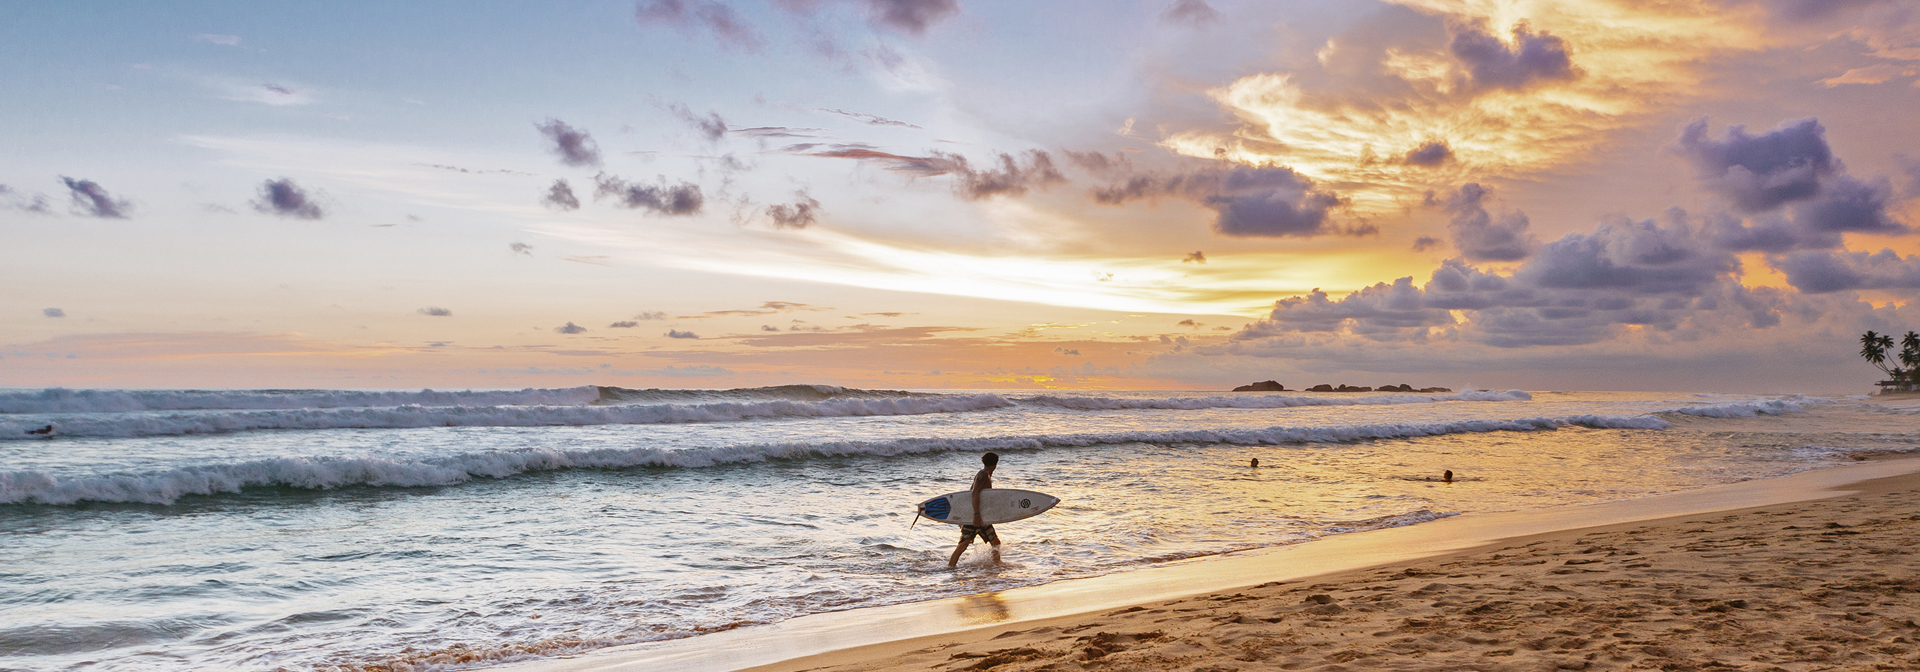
[4,0,1920,392]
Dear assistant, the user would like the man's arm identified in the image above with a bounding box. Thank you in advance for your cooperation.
[970,471,986,527]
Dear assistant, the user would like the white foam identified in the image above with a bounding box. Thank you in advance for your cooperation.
[0,395,1018,441]
[0,387,604,414]
[1662,397,1807,418]
[1022,389,1531,411]
[0,412,1669,505]
[1320,508,1458,534]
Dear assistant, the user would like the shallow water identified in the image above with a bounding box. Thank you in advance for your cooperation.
[1,387,1915,671]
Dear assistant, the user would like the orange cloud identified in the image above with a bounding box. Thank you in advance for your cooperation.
[1163,0,1773,212]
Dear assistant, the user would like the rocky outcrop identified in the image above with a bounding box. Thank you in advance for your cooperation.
[1232,380,1286,392]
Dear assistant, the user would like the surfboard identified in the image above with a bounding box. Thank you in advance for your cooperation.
[916,488,1059,526]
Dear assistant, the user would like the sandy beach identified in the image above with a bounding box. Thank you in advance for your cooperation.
[732,463,1920,672]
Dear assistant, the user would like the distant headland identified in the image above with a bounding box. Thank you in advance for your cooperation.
[1232,380,1451,393]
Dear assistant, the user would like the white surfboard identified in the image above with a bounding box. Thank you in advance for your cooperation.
[917,488,1059,526]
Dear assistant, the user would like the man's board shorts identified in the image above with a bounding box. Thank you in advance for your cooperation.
[959,524,999,544]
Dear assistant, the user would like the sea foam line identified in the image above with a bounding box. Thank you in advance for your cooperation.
[0,412,1668,505]
[1659,397,1807,418]
[0,395,1018,440]
[0,390,1536,440]
[1021,389,1531,410]
[0,384,914,415]
[0,386,605,414]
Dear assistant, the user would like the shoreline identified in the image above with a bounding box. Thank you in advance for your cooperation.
[492,456,1920,672]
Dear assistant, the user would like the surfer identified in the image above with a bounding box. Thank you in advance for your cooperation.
[25,424,53,436]
[1250,458,1259,468]
[948,451,1002,567]
[1443,470,1453,483]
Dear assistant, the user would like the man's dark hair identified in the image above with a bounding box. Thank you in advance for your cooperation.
[982,451,999,467]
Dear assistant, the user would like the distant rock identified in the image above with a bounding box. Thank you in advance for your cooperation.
[1233,380,1286,392]
[1419,387,1452,393]
[1377,384,1415,392]
[1307,384,1333,392]
[1335,384,1372,392]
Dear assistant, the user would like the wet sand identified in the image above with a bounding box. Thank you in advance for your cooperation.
[747,465,1920,672]
[498,458,1920,672]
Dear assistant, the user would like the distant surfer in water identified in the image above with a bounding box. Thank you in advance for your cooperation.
[1443,470,1453,483]
[949,451,1002,567]
[1250,458,1259,468]
[25,425,53,436]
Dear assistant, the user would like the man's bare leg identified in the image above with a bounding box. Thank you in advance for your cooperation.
[988,541,1001,564]
[948,539,971,567]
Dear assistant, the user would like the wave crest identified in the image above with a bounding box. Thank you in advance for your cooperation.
[1023,389,1531,411]
[0,412,1668,506]
[0,387,603,414]
[0,395,1017,441]
[1661,398,1807,418]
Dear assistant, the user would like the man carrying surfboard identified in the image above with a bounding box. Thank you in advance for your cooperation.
[948,451,1001,567]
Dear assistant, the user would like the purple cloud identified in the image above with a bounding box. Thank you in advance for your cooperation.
[1448,21,1579,91]
[1677,118,1907,251]
[542,179,581,210]
[767,191,822,229]
[1444,183,1537,262]
[1403,141,1454,167]
[536,119,603,168]
[670,103,729,141]
[636,0,764,51]
[253,178,324,219]
[1773,249,1920,293]
[593,173,704,216]
[1160,0,1220,26]
[1674,118,1833,213]
[59,176,131,218]
[1096,165,1352,238]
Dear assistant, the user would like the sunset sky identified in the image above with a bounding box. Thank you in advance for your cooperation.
[5,0,1919,392]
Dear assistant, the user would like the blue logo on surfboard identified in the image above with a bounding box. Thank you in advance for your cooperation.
[916,489,1058,525]
[922,496,952,520]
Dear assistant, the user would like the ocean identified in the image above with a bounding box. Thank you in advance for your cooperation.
[2,386,1915,671]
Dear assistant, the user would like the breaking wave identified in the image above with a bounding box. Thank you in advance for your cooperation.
[0,389,1539,440]
[0,395,1017,440]
[1022,389,1531,410]
[1659,397,1808,418]
[0,387,604,414]
[0,412,1668,505]
[0,384,922,415]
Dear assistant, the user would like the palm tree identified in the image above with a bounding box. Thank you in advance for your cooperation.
[1902,332,1920,385]
[1860,330,1894,377]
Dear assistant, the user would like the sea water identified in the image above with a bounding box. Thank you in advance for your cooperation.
[1,387,1915,671]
